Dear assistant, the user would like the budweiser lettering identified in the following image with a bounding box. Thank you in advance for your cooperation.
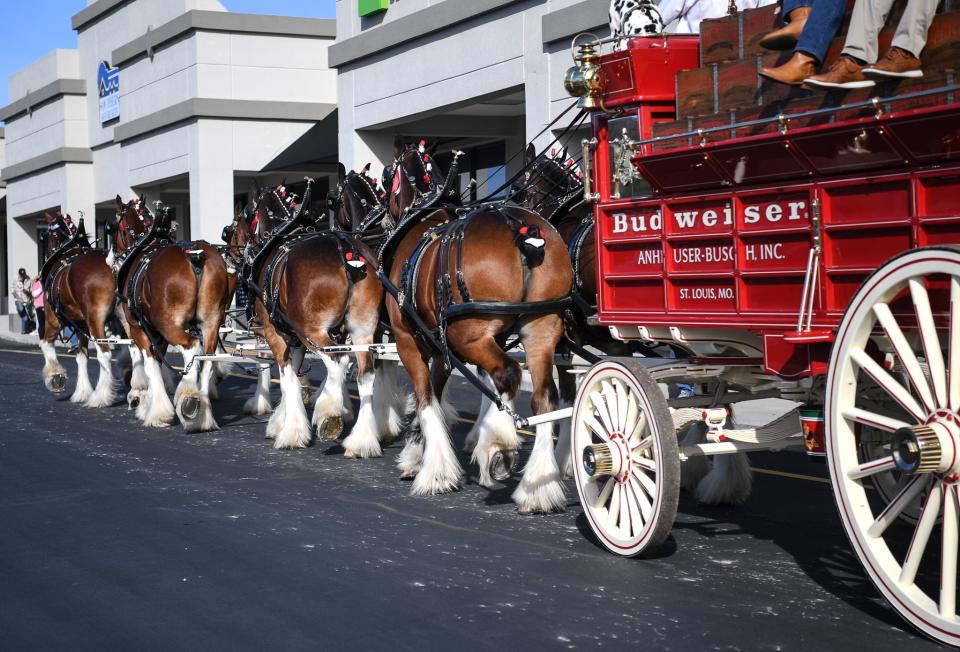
[611,199,808,234]
[612,212,661,233]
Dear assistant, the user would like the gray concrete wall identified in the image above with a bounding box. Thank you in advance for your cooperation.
[335,0,607,176]
[1,0,340,311]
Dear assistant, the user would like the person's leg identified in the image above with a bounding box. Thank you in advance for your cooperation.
[861,0,939,77]
[15,301,28,333]
[65,326,80,348]
[36,310,45,339]
[795,0,849,63]
[892,0,939,57]
[781,0,810,23]
[760,0,847,85]
[843,0,899,64]
[760,0,813,50]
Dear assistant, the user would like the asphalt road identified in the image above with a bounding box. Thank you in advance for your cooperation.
[0,344,944,651]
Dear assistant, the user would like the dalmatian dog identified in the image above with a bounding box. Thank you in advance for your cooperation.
[609,0,665,49]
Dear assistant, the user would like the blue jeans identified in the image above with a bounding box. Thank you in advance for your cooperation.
[783,0,847,63]
[63,326,80,347]
[14,301,31,332]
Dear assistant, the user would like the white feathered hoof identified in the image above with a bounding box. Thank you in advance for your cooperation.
[397,437,423,478]
[265,404,285,440]
[410,467,461,496]
[178,394,201,421]
[135,393,149,421]
[127,388,145,411]
[316,415,344,442]
[513,424,567,515]
[85,382,118,408]
[140,398,175,428]
[273,420,313,450]
[301,385,313,408]
[490,449,519,482]
[695,452,753,506]
[513,467,566,515]
[44,367,68,393]
[177,389,219,433]
[243,393,272,416]
[342,434,383,459]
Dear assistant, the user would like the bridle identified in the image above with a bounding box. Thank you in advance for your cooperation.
[43,213,77,259]
[220,206,251,267]
[511,157,582,219]
[394,145,436,199]
[251,184,297,238]
[331,170,386,231]
[114,200,152,254]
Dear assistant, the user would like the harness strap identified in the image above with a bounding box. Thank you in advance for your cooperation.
[47,254,93,340]
[122,246,173,366]
[443,298,573,319]
[254,230,366,347]
[375,266,527,425]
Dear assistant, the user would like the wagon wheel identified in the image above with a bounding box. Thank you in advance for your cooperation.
[859,422,923,524]
[827,246,960,646]
[572,359,679,556]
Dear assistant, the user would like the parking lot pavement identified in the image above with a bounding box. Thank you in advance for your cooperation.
[0,344,942,650]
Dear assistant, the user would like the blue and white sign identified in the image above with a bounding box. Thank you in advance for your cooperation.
[97,60,119,124]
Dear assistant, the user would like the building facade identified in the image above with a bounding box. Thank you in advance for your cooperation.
[332,0,610,195]
[0,0,339,311]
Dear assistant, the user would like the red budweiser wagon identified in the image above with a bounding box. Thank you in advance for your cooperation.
[561,4,960,645]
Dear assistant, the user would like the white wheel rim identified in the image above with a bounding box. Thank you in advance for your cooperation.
[828,249,960,645]
[572,362,665,556]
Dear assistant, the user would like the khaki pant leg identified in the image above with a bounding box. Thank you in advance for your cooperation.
[892,0,940,58]
[842,0,899,63]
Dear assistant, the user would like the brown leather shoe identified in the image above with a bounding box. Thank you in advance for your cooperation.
[862,46,923,78]
[803,55,875,90]
[759,6,810,50]
[759,52,817,86]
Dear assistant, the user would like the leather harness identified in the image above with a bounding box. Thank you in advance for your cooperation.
[114,209,207,367]
[41,223,96,340]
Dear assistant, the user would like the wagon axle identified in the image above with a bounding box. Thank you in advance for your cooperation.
[891,420,958,476]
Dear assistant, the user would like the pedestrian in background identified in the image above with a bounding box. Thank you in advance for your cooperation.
[31,276,45,339]
[11,268,35,334]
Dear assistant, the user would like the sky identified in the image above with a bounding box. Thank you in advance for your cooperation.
[0,0,337,106]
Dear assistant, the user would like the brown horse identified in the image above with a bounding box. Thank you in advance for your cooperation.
[39,212,120,407]
[383,142,573,513]
[245,183,400,456]
[112,196,231,432]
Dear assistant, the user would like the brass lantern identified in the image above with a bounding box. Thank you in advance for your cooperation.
[564,33,604,110]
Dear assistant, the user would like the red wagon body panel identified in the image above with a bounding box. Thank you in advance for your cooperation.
[585,40,960,378]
